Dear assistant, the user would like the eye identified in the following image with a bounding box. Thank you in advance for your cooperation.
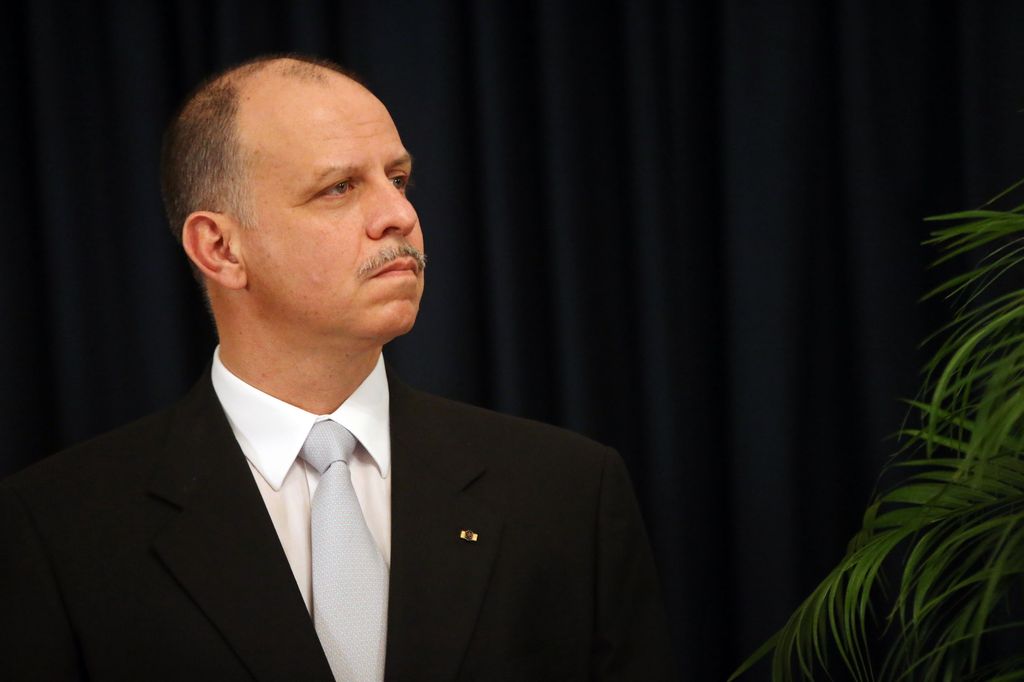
[391,175,411,192]
[325,180,350,196]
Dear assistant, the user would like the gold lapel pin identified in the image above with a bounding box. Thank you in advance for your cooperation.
[459,529,479,542]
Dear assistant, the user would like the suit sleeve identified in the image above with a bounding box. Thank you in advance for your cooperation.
[0,484,83,680]
[590,448,678,681]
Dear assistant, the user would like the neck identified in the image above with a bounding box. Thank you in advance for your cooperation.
[217,330,382,415]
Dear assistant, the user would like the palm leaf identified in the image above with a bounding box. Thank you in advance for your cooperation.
[730,181,1024,681]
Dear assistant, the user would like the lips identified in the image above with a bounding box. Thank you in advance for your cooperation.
[372,257,419,278]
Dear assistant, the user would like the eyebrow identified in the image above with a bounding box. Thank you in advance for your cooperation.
[309,152,415,187]
[391,151,414,169]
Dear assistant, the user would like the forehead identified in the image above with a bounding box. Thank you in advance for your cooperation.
[234,68,405,174]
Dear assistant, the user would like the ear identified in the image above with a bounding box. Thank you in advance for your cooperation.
[181,211,247,289]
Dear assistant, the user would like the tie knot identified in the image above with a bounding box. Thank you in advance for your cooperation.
[300,420,357,474]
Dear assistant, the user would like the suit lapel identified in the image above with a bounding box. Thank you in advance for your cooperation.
[147,372,333,682]
[384,376,503,681]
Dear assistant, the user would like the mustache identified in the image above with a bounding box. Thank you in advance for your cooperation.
[356,242,427,279]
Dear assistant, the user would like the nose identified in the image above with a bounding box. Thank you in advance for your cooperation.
[365,177,418,240]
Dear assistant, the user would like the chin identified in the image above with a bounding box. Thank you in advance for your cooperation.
[366,302,420,344]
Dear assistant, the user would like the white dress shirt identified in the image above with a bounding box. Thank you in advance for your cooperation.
[210,347,392,614]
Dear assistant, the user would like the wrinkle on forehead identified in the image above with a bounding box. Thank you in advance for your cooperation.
[239,70,388,136]
[235,72,395,161]
[230,65,406,203]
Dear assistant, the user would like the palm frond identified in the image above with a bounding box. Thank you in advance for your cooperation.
[731,182,1024,681]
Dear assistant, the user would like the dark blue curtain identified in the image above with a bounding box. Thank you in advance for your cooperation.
[4,1,1024,677]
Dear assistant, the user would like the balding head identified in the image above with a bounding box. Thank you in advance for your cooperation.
[160,55,364,254]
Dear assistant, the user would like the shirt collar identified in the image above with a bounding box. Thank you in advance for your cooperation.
[210,347,391,490]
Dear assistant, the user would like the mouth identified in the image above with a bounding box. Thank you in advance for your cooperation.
[357,242,427,280]
[371,257,420,278]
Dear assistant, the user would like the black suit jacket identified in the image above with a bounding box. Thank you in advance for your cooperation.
[1,369,675,680]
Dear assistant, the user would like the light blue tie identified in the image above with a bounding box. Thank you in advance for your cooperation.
[300,420,388,681]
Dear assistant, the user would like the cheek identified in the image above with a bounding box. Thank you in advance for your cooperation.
[245,215,366,290]
[246,239,318,299]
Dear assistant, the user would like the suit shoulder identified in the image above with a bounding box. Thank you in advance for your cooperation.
[393,384,614,469]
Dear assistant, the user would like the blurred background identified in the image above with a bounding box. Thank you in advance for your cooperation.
[3,1,1024,677]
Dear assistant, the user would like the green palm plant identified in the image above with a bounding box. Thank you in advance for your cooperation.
[731,182,1024,681]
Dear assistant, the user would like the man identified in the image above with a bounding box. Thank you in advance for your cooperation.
[1,55,675,680]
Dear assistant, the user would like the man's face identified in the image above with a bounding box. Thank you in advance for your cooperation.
[232,68,425,349]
